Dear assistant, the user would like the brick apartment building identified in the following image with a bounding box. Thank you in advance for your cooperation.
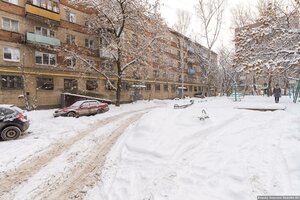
[0,0,217,108]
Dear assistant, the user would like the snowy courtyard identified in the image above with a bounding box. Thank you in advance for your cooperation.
[0,96,300,200]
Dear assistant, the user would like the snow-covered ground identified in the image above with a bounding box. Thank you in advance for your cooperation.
[0,96,300,200]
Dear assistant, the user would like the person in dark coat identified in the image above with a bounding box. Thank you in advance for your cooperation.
[273,84,281,103]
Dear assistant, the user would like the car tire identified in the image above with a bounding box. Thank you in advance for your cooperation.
[67,112,77,117]
[1,126,21,141]
[97,109,103,114]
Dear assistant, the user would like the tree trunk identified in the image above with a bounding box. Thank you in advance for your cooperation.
[268,76,272,97]
[116,76,122,106]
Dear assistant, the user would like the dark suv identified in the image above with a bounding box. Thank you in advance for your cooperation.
[0,105,30,141]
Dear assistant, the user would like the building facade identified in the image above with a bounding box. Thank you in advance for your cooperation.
[0,0,217,108]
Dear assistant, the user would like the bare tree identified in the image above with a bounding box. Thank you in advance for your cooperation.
[234,2,300,96]
[231,3,256,29]
[173,9,192,35]
[68,0,167,106]
[195,0,226,96]
[217,46,238,96]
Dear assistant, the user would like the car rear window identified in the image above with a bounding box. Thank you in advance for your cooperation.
[0,107,14,115]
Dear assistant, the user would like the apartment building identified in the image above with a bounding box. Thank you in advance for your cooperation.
[0,0,217,108]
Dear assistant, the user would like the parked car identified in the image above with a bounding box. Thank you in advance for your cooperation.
[0,105,30,141]
[53,100,109,118]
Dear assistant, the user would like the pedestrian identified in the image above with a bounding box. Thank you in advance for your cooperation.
[273,84,281,103]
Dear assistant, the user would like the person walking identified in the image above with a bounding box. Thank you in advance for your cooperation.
[273,84,281,103]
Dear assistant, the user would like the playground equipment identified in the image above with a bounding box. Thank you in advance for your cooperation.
[174,100,194,109]
[198,109,209,120]
[228,81,243,101]
[293,80,300,103]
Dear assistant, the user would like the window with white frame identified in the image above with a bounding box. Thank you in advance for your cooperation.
[67,12,76,23]
[66,34,76,44]
[85,39,93,48]
[3,0,18,5]
[35,51,56,66]
[3,47,20,62]
[35,26,55,37]
[66,57,76,68]
[2,17,19,32]
[32,0,59,12]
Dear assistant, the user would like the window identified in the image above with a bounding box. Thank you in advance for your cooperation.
[153,70,159,78]
[36,77,54,90]
[64,79,78,93]
[178,75,182,82]
[85,39,93,48]
[35,51,56,65]
[171,85,176,92]
[32,0,41,6]
[31,0,59,12]
[66,34,76,44]
[66,57,76,68]
[67,12,76,23]
[86,80,98,90]
[3,0,18,5]
[155,84,160,91]
[162,72,168,79]
[35,27,55,37]
[86,59,94,67]
[194,87,197,92]
[189,86,192,92]
[121,82,130,91]
[105,80,115,90]
[3,47,20,62]
[164,84,168,92]
[1,75,23,89]
[145,83,151,91]
[2,17,19,32]
[52,2,59,12]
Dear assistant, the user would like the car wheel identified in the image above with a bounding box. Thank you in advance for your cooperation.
[97,109,103,114]
[67,112,77,117]
[1,126,21,141]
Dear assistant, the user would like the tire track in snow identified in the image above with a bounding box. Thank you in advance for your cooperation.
[40,112,145,200]
[0,108,155,199]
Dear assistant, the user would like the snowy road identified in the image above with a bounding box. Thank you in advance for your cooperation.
[0,102,161,200]
[1,97,300,200]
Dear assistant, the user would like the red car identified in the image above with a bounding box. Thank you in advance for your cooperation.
[53,100,109,117]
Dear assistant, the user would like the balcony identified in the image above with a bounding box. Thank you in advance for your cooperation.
[188,68,196,75]
[100,49,114,59]
[25,4,60,24]
[26,32,61,47]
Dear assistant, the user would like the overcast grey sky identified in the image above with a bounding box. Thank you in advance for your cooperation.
[160,0,258,50]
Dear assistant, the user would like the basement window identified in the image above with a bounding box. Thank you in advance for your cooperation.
[1,75,23,89]
[36,77,54,90]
